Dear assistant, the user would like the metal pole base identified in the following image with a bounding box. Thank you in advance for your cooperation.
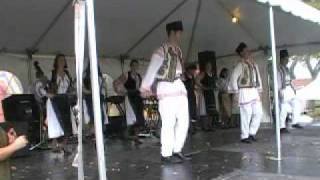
[266,156,282,161]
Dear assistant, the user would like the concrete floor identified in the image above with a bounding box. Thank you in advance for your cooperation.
[10,125,320,180]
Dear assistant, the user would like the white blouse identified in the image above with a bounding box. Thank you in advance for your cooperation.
[49,72,70,94]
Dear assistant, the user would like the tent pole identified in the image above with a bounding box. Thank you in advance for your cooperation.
[27,53,32,91]
[86,0,107,179]
[125,0,190,55]
[186,0,202,62]
[26,49,36,92]
[74,1,86,180]
[269,5,281,161]
[30,0,73,50]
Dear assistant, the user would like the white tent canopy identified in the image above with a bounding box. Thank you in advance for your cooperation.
[1,0,320,59]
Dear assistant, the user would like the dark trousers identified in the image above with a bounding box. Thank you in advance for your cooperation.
[51,95,72,137]
[127,92,145,127]
[84,94,106,129]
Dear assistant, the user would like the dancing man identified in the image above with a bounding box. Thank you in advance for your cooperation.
[278,49,303,133]
[228,42,263,143]
[113,60,145,145]
[140,21,190,164]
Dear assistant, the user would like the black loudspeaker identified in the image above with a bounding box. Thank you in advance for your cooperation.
[2,94,40,157]
[198,51,217,75]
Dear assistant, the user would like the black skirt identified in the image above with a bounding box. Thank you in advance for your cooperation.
[51,95,73,137]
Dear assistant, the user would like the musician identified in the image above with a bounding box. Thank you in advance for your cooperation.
[278,49,303,133]
[140,21,190,164]
[228,42,263,143]
[113,60,144,145]
[217,68,232,128]
[83,61,108,137]
[197,62,216,131]
[32,61,49,112]
[46,53,73,153]
[31,61,50,140]
[183,63,199,134]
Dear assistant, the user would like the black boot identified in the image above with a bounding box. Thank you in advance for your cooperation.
[292,124,303,129]
[161,156,183,164]
[280,128,290,134]
[240,138,251,144]
[173,152,192,161]
[248,135,257,142]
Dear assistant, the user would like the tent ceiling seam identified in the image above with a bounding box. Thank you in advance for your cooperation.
[124,0,190,56]
[186,0,202,62]
[29,0,73,52]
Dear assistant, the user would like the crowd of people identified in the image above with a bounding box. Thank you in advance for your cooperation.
[0,20,306,178]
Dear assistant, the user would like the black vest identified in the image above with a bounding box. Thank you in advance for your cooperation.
[201,73,216,90]
[124,71,141,91]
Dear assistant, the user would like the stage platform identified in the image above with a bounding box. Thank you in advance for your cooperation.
[10,124,320,180]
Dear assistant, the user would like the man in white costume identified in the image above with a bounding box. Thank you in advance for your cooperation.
[278,49,303,133]
[228,42,263,144]
[140,21,190,164]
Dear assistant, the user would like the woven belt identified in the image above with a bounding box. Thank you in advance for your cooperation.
[157,76,181,82]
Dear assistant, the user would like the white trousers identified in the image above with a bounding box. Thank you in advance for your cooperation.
[157,80,189,157]
[159,95,189,157]
[239,101,262,139]
[280,98,300,128]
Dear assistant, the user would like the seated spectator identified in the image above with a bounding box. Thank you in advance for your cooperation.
[0,122,28,180]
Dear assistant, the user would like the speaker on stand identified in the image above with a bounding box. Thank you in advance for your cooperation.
[198,51,217,76]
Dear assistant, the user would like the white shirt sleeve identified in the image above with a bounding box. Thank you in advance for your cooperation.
[35,81,47,97]
[39,86,47,97]
[255,64,263,92]
[140,48,164,90]
[228,63,242,94]
[277,68,283,90]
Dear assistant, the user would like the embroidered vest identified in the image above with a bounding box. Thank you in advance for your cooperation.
[156,44,182,82]
[238,62,260,88]
[280,65,291,88]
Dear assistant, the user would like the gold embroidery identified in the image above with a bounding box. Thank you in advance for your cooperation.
[156,44,181,82]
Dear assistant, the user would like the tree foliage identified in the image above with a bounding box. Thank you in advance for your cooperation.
[290,53,320,80]
[303,0,320,9]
